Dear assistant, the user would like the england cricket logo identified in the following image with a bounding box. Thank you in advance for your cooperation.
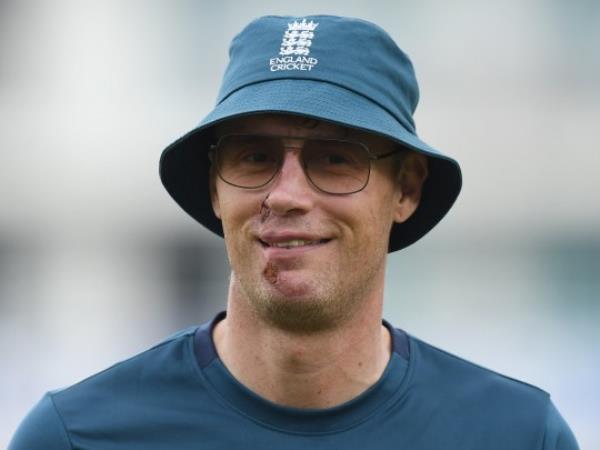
[269,19,319,71]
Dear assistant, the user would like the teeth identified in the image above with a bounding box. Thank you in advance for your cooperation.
[271,239,318,248]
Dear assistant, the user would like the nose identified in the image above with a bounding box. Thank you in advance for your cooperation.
[262,149,315,215]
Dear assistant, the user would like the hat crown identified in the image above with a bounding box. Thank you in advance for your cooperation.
[217,15,420,133]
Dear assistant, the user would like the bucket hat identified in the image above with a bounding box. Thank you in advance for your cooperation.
[159,15,462,252]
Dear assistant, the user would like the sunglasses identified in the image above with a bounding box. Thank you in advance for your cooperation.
[209,134,400,195]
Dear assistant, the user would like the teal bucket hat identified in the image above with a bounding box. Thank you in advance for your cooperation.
[159,15,462,252]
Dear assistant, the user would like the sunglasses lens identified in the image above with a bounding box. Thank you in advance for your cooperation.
[303,139,370,194]
[215,135,281,188]
[214,135,370,194]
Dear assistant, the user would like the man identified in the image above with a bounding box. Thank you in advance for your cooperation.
[10,15,578,449]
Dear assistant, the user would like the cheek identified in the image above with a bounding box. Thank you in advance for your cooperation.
[356,191,397,250]
[214,189,259,243]
[333,198,393,254]
[219,202,257,273]
[221,204,252,240]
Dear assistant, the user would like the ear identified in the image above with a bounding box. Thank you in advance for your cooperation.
[209,155,221,219]
[211,185,221,219]
[393,152,428,223]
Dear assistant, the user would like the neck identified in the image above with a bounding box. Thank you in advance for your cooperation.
[212,278,392,409]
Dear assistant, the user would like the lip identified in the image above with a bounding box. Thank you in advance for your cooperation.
[257,232,332,257]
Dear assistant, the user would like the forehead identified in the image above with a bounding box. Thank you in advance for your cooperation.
[215,114,396,151]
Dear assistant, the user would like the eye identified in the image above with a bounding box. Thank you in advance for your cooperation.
[324,153,350,164]
[305,140,365,167]
[243,152,269,163]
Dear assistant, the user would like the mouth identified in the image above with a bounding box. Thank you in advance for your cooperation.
[258,238,331,249]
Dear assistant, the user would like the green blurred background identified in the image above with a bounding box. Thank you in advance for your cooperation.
[1,0,598,447]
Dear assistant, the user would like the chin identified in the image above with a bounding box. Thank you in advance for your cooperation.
[253,283,351,335]
[234,262,363,334]
[259,300,341,334]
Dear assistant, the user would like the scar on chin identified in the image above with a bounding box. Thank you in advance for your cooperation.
[263,262,278,284]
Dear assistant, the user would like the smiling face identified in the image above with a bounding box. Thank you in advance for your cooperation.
[211,114,425,333]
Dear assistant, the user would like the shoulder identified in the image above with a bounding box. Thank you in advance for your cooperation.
[8,393,71,450]
[54,326,197,400]
[406,336,579,449]
[9,327,199,450]
[542,400,580,450]
[52,326,199,410]
[409,335,550,406]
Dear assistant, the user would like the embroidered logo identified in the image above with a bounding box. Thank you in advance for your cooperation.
[269,19,319,72]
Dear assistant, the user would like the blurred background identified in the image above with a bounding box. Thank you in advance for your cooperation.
[1,0,598,447]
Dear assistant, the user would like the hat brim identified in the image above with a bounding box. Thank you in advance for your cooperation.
[160,79,461,252]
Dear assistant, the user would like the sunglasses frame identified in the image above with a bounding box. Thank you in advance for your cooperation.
[209,133,401,195]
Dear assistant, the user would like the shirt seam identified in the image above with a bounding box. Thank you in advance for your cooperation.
[536,395,555,450]
[409,335,550,395]
[48,392,74,450]
[53,329,197,395]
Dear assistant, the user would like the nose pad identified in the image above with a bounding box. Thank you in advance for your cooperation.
[273,151,311,190]
[261,151,315,215]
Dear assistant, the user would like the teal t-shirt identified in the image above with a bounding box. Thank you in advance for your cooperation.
[9,313,578,449]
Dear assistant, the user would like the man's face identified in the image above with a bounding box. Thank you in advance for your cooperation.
[211,114,419,333]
